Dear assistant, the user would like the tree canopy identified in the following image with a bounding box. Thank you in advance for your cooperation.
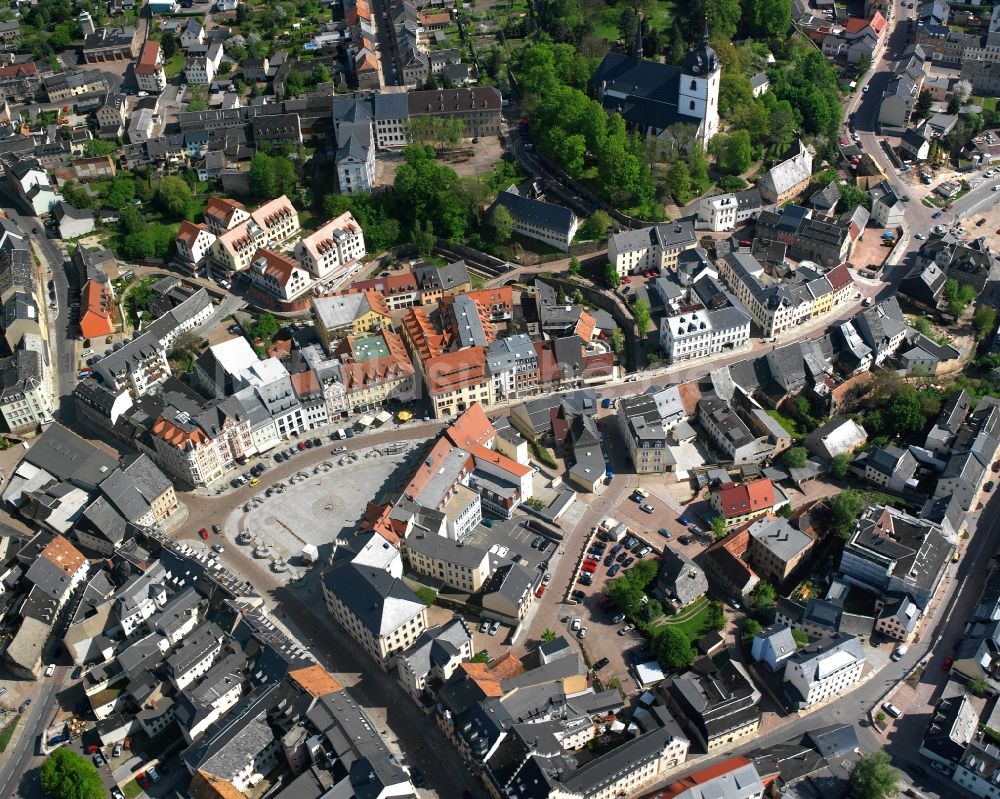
[850,752,898,799]
[41,749,105,799]
[655,626,694,671]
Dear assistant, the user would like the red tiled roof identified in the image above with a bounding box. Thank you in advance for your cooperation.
[659,758,754,799]
[204,196,245,227]
[79,279,114,339]
[445,403,496,450]
[574,309,596,342]
[425,347,487,395]
[176,220,205,247]
[289,370,321,398]
[715,478,776,519]
[468,444,532,478]
[135,39,160,74]
[826,263,853,291]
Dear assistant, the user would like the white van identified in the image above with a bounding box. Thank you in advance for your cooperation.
[891,645,909,662]
[882,702,903,718]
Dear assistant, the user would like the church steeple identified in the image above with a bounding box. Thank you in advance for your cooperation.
[702,16,710,44]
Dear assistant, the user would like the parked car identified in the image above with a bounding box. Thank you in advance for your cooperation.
[571,590,586,601]
[678,535,692,545]
[113,742,123,758]
[570,618,582,631]
[489,620,501,636]
[612,613,626,624]
[71,666,82,679]
[882,702,903,718]
[212,544,225,553]
[593,657,610,670]
[610,544,623,554]
[618,624,634,636]
[640,502,655,514]
[577,627,587,639]
[44,664,55,677]
[658,528,671,538]
[93,753,105,767]
[198,528,209,540]
[891,645,909,662]
[603,554,615,567]
[608,564,620,577]
[479,620,489,633]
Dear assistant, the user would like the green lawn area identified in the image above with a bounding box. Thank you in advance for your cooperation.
[656,596,713,643]
[164,53,185,78]
[121,778,143,799]
[0,714,20,753]
[595,0,674,42]
[766,409,805,439]
[973,96,1000,112]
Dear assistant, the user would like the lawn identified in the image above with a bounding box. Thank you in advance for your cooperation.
[766,409,805,439]
[656,596,713,643]
[164,53,186,78]
[973,96,999,112]
[0,714,20,753]
[121,778,143,799]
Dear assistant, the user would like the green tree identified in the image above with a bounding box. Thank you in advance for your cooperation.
[665,160,692,204]
[711,515,727,540]
[606,560,658,616]
[284,68,305,98]
[580,209,612,240]
[975,305,997,340]
[541,628,557,642]
[572,288,585,305]
[186,85,208,112]
[567,256,581,276]
[611,328,625,356]
[41,748,105,799]
[104,179,136,211]
[850,752,898,799]
[655,626,694,670]
[253,313,279,341]
[856,53,872,79]
[155,174,192,219]
[970,676,990,697]
[915,89,932,119]
[666,21,686,65]
[888,390,925,437]
[83,139,116,157]
[160,30,178,58]
[743,618,763,639]
[718,129,752,175]
[310,63,331,85]
[783,446,808,468]
[411,219,436,256]
[491,204,515,244]
[604,263,621,288]
[839,184,872,212]
[632,297,651,332]
[752,582,777,612]
[829,489,865,538]
[832,452,853,479]
[393,145,467,242]
[707,600,726,631]
[706,0,742,40]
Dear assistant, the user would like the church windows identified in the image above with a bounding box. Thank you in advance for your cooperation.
[690,79,697,90]
[690,100,695,110]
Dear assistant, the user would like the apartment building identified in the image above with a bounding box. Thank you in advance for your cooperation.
[486,334,539,400]
[607,220,698,277]
[746,516,814,583]
[294,211,366,283]
[335,329,416,413]
[664,660,762,752]
[321,563,428,667]
[758,140,813,203]
[617,394,670,474]
[660,306,750,363]
[424,347,493,419]
[203,196,250,235]
[248,248,312,303]
[0,349,54,434]
[43,69,108,101]
[403,532,491,592]
[784,635,865,710]
[710,478,779,530]
[185,41,224,85]
[134,39,167,91]
[174,221,217,270]
[490,186,579,252]
[698,397,772,464]
[696,187,766,232]
[402,438,481,539]
[211,195,300,273]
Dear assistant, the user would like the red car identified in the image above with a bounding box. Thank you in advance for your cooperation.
[621,277,630,283]
[198,528,209,540]
[992,462,999,473]
[582,563,597,573]
[944,203,954,211]
[535,585,546,599]
[297,441,306,450]
[941,655,954,671]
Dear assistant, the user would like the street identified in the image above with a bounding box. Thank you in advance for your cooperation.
[0,673,61,799]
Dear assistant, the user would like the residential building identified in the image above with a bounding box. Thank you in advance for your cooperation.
[248,248,312,303]
[211,195,300,273]
[657,549,708,608]
[5,159,60,216]
[0,349,54,433]
[489,186,578,251]
[863,445,918,493]
[335,329,417,414]
[53,202,95,240]
[784,635,865,710]
[875,594,920,641]
[750,624,797,671]
[660,306,750,363]
[395,618,473,702]
[185,41,224,85]
[608,220,698,277]
[295,211,366,284]
[174,221,217,270]
[664,660,762,752]
[746,517,814,583]
[659,758,765,799]
[203,196,249,235]
[698,397,772,464]
[710,478,779,530]
[43,69,108,102]
[804,416,868,461]
[403,532,491,593]
[839,504,953,610]
[423,347,493,420]
[481,563,535,624]
[870,180,906,227]
[321,563,428,667]
[313,291,391,347]
[135,39,167,92]
[616,394,670,474]
[697,188,766,232]
[758,140,813,203]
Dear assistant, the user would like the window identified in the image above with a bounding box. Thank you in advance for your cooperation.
[690,79,697,90]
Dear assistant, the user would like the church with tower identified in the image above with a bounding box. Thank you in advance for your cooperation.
[591,23,721,148]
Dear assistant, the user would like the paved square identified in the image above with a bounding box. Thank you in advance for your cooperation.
[239,452,409,563]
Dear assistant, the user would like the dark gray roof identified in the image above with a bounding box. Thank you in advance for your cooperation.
[322,564,425,637]
[22,423,118,488]
[492,186,576,236]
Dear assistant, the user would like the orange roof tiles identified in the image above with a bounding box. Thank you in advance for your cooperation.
[404,437,458,500]
[826,263,853,291]
[402,306,450,363]
[574,309,596,342]
[445,403,496,450]
[425,347,488,395]
[204,196,245,227]
[469,445,532,478]
[340,271,419,298]
[135,39,160,74]
[288,664,343,697]
[79,279,114,339]
[152,416,209,449]
[359,501,403,546]
[41,535,86,576]
[466,286,513,312]
[460,662,503,697]
[290,370,321,398]
[715,478,776,519]
[176,220,205,247]
[488,651,524,680]
[659,758,754,799]
[339,354,414,392]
